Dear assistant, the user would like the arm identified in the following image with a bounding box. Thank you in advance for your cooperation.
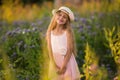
[62,30,72,68]
[46,31,60,69]
[58,31,72,74]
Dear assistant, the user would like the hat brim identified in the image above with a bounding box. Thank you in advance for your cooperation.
[52,9,58,15]
[52,9,74,21]
[52,9,69,15]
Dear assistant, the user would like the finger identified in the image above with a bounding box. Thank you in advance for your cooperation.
[56,70,61,74]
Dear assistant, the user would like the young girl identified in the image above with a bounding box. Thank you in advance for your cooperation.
[46,6,80,80]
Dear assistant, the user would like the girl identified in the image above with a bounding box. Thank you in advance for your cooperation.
[46,6,80,80]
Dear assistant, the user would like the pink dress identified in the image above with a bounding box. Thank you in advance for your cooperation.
[48,31,80,80]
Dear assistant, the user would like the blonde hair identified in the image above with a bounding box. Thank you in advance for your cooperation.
[46,12,77,56]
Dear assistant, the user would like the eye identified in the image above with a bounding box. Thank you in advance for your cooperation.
[57,13,62,17]
[63,15,67,19]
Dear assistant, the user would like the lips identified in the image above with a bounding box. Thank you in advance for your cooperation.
[58,19,63,22]
[56,19,65,24]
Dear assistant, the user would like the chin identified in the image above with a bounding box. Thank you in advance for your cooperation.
[58,23,65,25]
[57,21,65,25]
[57,22,65,25]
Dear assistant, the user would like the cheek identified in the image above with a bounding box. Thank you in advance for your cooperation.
[63,19,67,23]
[55,16,59,22]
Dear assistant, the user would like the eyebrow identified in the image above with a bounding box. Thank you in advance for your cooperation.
[59,11,68,16]
[57,11,69,19]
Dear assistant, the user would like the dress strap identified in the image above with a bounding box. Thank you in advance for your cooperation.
[51,30,66,36]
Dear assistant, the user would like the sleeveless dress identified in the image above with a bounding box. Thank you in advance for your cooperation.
[48,31,80,80]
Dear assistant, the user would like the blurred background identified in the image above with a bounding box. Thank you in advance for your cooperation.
[0,0,120,80]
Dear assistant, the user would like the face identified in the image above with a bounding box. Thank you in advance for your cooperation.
[55,11,69,25]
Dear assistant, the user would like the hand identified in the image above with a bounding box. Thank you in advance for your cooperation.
[51,61,60,69]
[57,66,66,74]
[113,76,118,80]
[55,64,60,70]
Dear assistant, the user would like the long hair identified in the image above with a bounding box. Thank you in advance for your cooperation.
[46,12,77,56]
[46,14,57,32]
[66,21,77,56]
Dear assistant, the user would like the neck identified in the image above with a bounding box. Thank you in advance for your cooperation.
[55,24,64,32]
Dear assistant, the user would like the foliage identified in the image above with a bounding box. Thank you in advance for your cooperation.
[0,48,17,80]
[0,23,44,80]
[0,2,53,22]
[82,43,108,80]
[104,27,120,79]
[0,1,120,80]
[82,42,99,79]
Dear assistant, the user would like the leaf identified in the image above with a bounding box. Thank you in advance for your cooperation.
[14,57,23,63]
[0,59,3,63]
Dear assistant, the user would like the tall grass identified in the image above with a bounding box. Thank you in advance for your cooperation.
[104,27,120,80]
[0,48,16,80]
[82,42,108,80]
[1,2,53,22]
[0,24,44,80]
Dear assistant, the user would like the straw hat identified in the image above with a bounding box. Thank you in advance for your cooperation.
[52,6,75,21]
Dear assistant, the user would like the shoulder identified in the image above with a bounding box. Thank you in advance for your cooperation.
[46,31,51,36]
[65,30,71,38]
[46,31,51,40]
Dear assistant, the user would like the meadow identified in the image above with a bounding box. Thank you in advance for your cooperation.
[0,1,120,80]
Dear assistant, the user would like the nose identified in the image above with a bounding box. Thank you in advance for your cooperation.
[59,16,64,20]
